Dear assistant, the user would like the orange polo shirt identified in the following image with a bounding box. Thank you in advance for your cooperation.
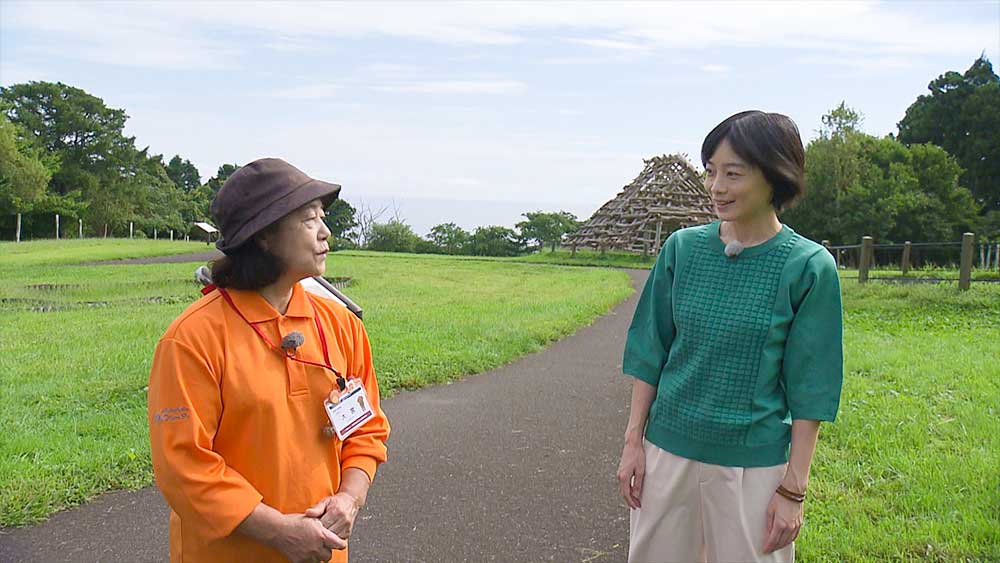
[148,282,390,562]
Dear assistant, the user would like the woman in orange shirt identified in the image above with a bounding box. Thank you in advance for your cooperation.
[148,158,390,563]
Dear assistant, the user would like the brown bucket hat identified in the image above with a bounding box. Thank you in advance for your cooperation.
[211,158,341,253]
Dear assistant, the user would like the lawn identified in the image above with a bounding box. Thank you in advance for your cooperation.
[0,240,633,527]
[338,248,657,269]
[2,242,998,560]
[800,280,1000,562]
[0,238,209,267]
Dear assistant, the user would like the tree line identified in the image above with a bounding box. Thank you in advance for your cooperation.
[1,56,997,249]
[355,210,580,256]
[784,56,999,244]
[0,81,581,254]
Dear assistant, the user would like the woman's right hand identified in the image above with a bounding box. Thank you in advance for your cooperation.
[271,514,347,563]
[616,440,645,509]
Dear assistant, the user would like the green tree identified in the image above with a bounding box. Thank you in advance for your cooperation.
[366,220,423,253]
[325,199,358,249]
[516,210,580,252]
[427,222,470,254]
[0,114,55,240]
[165,155,202,192]
[0,81,185,237]
[897,56,1000,212]
[1,82,134,199]
[784,103,979,244]
[820,101,862,136]
[206,163,241,196]
[468,225,522,256]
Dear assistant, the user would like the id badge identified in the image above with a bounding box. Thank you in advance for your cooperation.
[323,379,375,440]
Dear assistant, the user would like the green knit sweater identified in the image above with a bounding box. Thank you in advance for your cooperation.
[624,221,843,467]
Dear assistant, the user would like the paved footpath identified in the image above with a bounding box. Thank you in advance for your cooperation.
[0,270,648,563]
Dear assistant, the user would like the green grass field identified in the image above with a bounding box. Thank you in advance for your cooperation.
[0,240,632,528]
[0,238,209,267]
[513,248,657,269]
[338,248,658,270]
[1,241,998,560]
[802,281,1000,562]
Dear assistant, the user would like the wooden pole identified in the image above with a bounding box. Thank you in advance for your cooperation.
[78,219,83,239]
[655,221,663,250]
[154,228,158,240]
[130,222,134,239]
[15,212,21,242]
[170,230,174,241]
[959,232,974,291]
[859,236,873,284]
[55,214,60,240]
[103,224,108,238]
[901,241,912,274]
[820,239,838,268]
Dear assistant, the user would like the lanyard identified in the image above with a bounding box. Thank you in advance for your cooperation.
[215,286,346,391]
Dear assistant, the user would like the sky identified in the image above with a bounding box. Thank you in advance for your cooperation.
[1,1,998,236]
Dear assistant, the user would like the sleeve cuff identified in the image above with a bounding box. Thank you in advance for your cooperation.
[341,456,379,482]
[790,411,838,423]
[623,367,660,387]
[213,490,264,540]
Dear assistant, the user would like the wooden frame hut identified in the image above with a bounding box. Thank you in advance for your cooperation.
[564,154,715,254]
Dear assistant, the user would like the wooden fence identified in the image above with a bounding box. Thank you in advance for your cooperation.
[826,233,998,291]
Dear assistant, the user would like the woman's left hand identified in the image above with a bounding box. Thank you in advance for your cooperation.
[305,493,361,540]
[762,492,803,554]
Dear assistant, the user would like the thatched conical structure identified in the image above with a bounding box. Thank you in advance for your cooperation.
[565,154,715,254]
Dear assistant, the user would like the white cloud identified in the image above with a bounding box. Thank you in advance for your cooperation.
[792,55,917,72]
[701,64,730,74]
[268,83,340,100]
[4,2,240,70]
[566,37,650,52]
[4,1,995,72]
[372,80,526,94]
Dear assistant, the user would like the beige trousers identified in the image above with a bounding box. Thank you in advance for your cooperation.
[628,440,794,563]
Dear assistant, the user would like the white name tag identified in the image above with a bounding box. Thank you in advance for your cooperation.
[324,380,375,440]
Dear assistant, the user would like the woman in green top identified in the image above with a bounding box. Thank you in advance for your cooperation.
[616,111,843,562]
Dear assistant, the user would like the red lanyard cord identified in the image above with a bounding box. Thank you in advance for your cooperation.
[216,287,346,391]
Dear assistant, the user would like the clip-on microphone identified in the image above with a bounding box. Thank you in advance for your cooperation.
[724,240,745,258]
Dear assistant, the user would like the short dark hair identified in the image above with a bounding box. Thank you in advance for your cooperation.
[210,229,285,290]
[700,111,806,211]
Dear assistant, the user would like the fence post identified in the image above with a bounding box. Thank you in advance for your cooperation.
[655,221,663,251]
[859,236,873,284]
[55,214,60,240]
[79,219,83,239]
[15,212,21,242]
[130,222,134,239]
[170,230,174,241]
[959,232,975,291]
[901,241,912,274]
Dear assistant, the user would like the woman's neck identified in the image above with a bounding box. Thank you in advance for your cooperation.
[257,277,296,315]
[722,212,782,247]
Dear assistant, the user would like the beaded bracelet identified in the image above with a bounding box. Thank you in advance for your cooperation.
[775,484,806,503]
